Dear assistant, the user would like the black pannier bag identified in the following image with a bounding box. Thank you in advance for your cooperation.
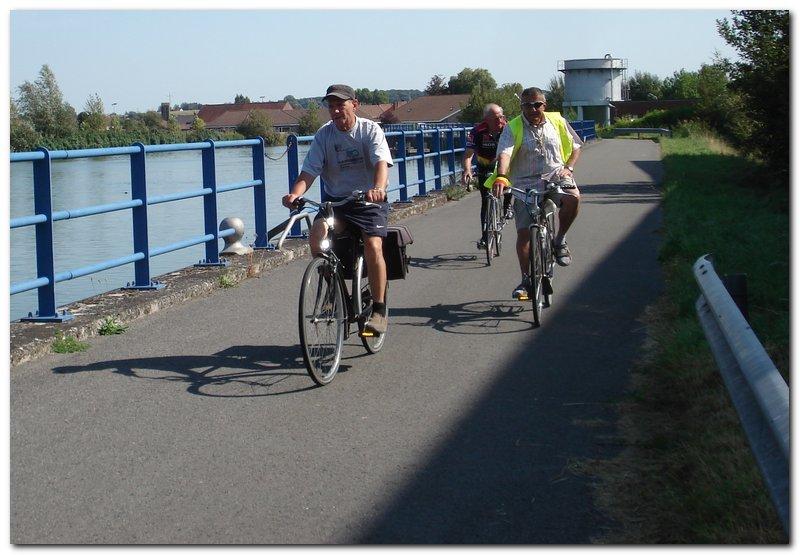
[332,225,413,280]
[383,225,413,280]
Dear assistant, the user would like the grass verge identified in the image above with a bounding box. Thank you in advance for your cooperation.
[594,131,789,543]
[52,331,89,354]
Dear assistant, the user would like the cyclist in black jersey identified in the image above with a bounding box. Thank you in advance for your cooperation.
[462,103,508,249]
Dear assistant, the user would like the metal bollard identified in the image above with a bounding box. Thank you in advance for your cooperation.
[219,217,253,256]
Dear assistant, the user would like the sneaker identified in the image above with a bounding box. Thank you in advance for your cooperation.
[476,238,487,250]
[555,242,572,267]
[512,275,532,299]
[504,206,515,220]
[364,311,388,334]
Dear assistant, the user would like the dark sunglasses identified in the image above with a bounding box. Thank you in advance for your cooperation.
[521,101,545,109]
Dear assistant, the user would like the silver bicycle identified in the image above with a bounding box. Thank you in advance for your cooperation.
[276,191,388,385]
[508,183,558,327]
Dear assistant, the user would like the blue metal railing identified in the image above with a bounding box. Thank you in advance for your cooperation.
[284,125,471,235]
[10,138,269,322]
[570,120,597,141]
[10,126,472,322]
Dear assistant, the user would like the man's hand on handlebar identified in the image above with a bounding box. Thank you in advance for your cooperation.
[492,179,507,198]
[282,193,303,210]
[365,188,387,203]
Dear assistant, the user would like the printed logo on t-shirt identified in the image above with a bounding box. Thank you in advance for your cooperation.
[334,143,364,170]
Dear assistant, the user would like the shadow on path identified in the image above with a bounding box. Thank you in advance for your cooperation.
[53,344,323,397]
[355,179,663,544]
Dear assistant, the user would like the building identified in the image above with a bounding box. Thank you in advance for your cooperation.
[379,94,471,125]
[559,55,628,126]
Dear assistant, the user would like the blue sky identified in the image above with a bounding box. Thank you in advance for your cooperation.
[9,8,741,114]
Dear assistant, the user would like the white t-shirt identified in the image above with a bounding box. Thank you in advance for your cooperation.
[301,117,394,199]
[496,114,583,191]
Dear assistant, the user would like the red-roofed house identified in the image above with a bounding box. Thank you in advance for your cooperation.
[379,95,470,125]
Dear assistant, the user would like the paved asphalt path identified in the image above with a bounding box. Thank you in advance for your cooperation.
[11,139,664,544]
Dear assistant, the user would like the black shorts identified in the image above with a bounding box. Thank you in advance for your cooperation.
[314,198,390,238]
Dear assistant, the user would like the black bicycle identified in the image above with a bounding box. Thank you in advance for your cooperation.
[481,191,507,266]
[508,184,557,327]
[276,192,388,385]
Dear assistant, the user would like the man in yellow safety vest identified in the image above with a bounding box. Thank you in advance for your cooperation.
[487,87,583,299]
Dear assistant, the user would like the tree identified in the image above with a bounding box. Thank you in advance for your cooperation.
[15,64,77,138]
[717,10,789,169]
[460,82,523,123]
[237,109,276,140]
[298,101,322,135]
[627,71,663,101]
[546,75,565,112]
[10,99,41,151]
[79,93,107,133]
[234,93,251,104]
[447,67,497,95]
[425,74,448,96]
[284,95,301,109]
[661,69,700,99]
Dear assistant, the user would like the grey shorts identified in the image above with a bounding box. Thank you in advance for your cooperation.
[513,175,579,231]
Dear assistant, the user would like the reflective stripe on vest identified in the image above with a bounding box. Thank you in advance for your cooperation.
[483,112,573,189]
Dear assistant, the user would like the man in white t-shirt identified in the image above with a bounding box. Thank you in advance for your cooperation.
[283,84,393,334]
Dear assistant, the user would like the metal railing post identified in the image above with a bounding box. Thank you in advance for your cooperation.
[251,136,270,249]
[432,130,442,190]
[196,140,227,266]
[124,142,163,290]
[416,130,427,196]
[397,131,410,203]
[286,134,304,237]
[446,128,455,181]
[21,147,72,322]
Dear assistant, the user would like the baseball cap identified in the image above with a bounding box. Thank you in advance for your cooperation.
[324,84,356,101]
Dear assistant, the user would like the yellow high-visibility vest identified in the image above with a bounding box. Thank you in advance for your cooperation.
[483,112,573,189]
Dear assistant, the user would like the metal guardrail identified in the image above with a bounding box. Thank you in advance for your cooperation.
[693,254,789,534]
[612,127,672,138]
[11,126,473,321]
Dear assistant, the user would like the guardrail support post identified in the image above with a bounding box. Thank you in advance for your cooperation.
[416,131,427,197]
[432,130,442,190]
[251,136,271,250]
[21,147,73,322]
[195,140,228,267]
[285,134,305,238]
[123,142,165,291]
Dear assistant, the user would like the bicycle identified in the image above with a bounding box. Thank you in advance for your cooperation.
[276,191,388,385]
[507,183,558,327]
[481,190,509,266]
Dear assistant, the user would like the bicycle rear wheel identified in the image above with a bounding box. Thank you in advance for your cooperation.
[529,226,545,327]
[494,199,503,257]
[298,257,346,385]
[360,280,388,353]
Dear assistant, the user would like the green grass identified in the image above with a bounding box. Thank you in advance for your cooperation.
[52,331,89,354]
[443,181,470,201]
[98,316,128,335]
[218,272,238,288]
[595,131,788,543]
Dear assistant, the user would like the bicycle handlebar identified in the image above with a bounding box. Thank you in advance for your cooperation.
[289,190,376,214]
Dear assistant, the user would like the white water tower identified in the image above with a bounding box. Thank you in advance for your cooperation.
[558,54,628,126]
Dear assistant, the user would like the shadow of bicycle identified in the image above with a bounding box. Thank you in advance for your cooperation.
[392,299,535,335]
[409,252,484,271]
[52,344,341,397]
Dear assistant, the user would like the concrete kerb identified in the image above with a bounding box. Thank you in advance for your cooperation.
[9,190,453,367]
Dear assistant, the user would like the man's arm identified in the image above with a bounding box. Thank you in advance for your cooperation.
[366,161,389,203]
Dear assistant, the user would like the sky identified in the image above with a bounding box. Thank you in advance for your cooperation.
[7,7,743,114]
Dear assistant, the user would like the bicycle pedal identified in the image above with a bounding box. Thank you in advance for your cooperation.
[516,294,529,301]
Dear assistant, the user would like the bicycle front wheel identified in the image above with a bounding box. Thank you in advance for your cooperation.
[484,196,495,266]
[494,198,503,257]
[298,257,346,385]
[529,226,545,327]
